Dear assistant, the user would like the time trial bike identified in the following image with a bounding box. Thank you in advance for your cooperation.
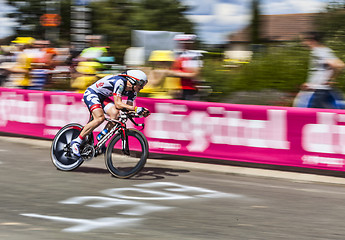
[50,110,149,179]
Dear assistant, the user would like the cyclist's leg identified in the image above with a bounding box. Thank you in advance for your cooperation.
[103,98,119,130]
[71,89,105,156]
[103,98,119,119]
[71,108,104,156]
[80,108,105,137]
[81,89,106,136]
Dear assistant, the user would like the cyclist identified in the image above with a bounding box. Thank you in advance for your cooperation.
[70,69,150,157]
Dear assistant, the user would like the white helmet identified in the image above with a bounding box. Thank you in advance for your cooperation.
[120,69,148,87]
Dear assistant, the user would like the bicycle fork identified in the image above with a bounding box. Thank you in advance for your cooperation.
[121,128,130,155]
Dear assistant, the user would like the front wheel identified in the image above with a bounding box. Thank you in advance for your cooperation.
[105,129,148,178]
[50,123,84,171]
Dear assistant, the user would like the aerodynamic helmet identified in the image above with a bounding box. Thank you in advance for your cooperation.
[119,69,148,87]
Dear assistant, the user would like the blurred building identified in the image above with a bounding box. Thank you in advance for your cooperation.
[228,13,318,51]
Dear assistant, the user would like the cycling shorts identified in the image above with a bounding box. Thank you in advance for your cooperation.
[83,88,114,113]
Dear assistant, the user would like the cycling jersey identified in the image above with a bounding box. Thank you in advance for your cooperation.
[88,75,137,99]
[83,75,137,112]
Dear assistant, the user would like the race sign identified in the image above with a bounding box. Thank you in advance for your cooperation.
[40,14,61,27]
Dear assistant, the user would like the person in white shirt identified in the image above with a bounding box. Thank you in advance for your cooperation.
[294,32,345,108]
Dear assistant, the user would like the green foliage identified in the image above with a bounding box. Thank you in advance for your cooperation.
[59,0,73,44]
[201,58,233,102]
[89,0,133,62]
[6,0,73,44]
[236,45,309,92]
[314,1,345,91]
[6,0,195,62]
[131,0,194,33]
[202,1,345,104]
[202,44,310,103]
[89,0,194,62]
[325,36,345,91]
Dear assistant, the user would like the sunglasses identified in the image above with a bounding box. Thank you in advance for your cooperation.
[138,79,147,87]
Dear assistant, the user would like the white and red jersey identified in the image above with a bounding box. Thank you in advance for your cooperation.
[173,50,203,90]
[88,74,137,101]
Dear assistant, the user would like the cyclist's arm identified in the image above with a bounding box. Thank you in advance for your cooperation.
[113,95,135,111]
[327,58,345,82]
[166,69,199,78]
[126,100,134,106]
[112,79,136,111]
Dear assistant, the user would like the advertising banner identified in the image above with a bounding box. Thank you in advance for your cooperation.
[1,87,345,172]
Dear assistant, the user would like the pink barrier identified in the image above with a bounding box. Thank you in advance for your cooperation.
[1,87,345,172]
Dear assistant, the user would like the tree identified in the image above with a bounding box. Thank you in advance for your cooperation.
[316,0,345,40]
[130,0,194,33]
[89,0,195,62]
[250,0,261,44]
[6,0,196,63]
[6,0,72,44]
[313,0,345,91]
[89,0,134,62]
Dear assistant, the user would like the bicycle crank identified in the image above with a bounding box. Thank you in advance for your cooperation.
[81,144,95,161]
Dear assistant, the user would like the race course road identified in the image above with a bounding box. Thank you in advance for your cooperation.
[1,136,345,240]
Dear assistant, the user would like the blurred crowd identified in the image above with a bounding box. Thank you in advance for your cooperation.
[0,34,211,101]
[0,36,120,92]
[139,34,211,100]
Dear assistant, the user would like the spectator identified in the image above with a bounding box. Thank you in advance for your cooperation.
[172,34,203,100]
[28,40,56,90]
[0,45,17,86]
[142,50,201,99]
[142,50,180,99]
[4,38,35,88]
[294,32,345,109]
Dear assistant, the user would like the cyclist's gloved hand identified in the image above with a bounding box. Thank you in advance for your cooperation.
[135,107,150,117]
[135,106,144,115]
[142,108,150,117]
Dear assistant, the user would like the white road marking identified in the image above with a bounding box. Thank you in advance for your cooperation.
[21,182,241,232]
[21,213,142,232]
[60,196,173,215]
[134,182,243,199]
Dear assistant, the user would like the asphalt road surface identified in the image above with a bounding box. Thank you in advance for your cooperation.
[1,136,345,240]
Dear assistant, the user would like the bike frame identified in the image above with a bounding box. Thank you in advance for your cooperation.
[94,120,123,155]
[86,112,144,158]
[51,110,148,177]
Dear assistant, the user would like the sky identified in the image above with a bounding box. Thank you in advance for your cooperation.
[0,0,331,44]
[180,0,330,44]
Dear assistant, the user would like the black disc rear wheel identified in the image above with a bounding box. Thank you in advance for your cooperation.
[50,123,84,171]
